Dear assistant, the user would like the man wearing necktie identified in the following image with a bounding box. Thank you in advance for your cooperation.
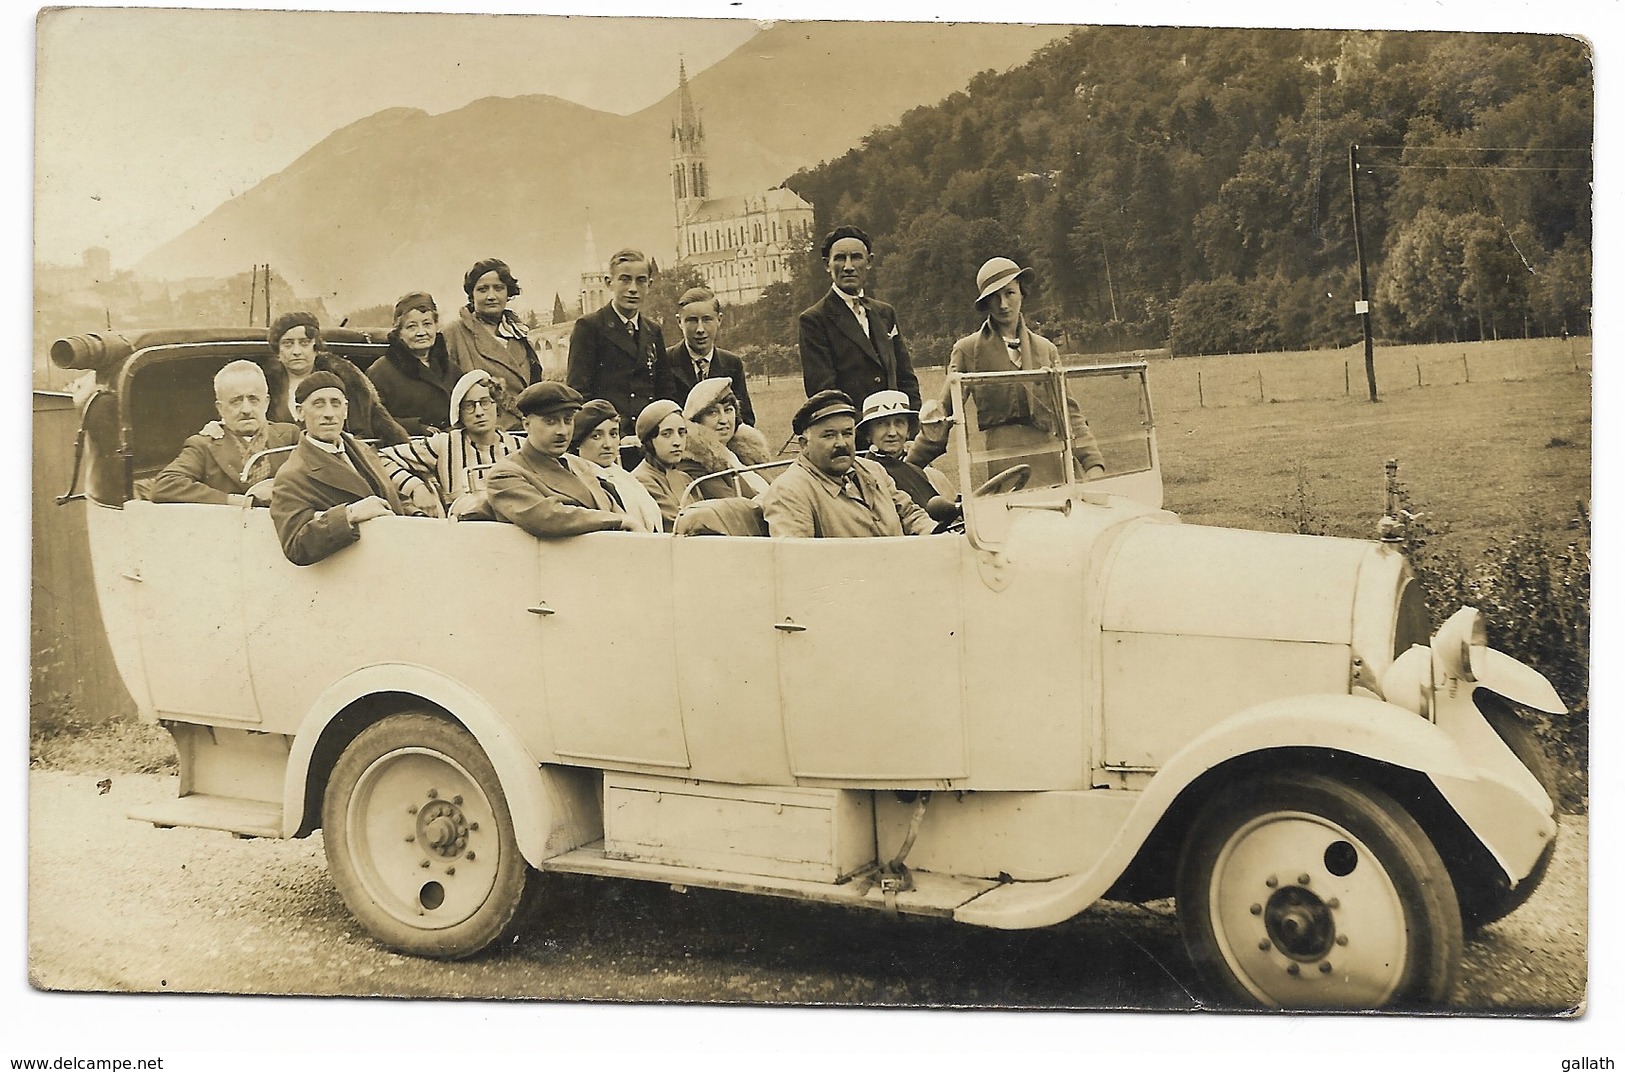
[797,225,921,423]
[269,371,432,565]
[566,247,679,435]
[663,286,756,427]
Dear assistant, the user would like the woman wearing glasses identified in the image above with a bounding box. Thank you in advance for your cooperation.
[377,370,524,514]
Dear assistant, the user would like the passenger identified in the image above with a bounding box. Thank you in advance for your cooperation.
[263,311,410,447]
[376,370,523,515]
[857,390,959,525]
[798,225,921,417]
[758,390,934,539]
[485,382,635,537]
[565,248,678,435]
[680,377,773,501]
[911,257,1104,483]
[442,258,544,430]
[151,360,299,506]
[569,399,663,534]
[630,400,693,533]
[366,291,460,436]
[269,372,432,566]
[665,286,756,427]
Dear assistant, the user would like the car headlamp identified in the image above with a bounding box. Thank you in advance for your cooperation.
[1378,644,1432,717]
[1431,606,1488,682]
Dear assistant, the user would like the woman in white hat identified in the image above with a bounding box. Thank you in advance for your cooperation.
[911,257,1104,484]
[680,376,774,500]
[858,390,958,524]
[376,368,525,513]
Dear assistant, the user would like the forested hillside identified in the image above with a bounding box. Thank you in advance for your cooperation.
[759,28,1590,358]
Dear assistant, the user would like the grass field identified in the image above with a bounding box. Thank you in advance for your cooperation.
[748,337,1591,558]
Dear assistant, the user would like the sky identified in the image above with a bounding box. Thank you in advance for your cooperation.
[35,8,760,268]
[11,0,1622,1067]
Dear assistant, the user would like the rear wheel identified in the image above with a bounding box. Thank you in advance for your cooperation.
[322,712,538,958]
[1176,771,1462,1009]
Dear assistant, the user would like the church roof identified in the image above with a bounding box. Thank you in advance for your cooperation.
[681,187,813,224]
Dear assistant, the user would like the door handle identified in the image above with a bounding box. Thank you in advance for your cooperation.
[774,618,806,633]
[527,603,555,616]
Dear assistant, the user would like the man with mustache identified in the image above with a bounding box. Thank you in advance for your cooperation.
[758,390,934,539]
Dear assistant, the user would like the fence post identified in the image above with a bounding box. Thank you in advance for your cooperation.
[1462,352,1470,383]
[1258,368,1264,402]
[1344,360,1350,396]
[1416,360,1423,388]
[1197,371,1204,408]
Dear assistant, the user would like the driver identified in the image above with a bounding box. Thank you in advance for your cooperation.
[758,390,935,539]
[910,257,1104,485]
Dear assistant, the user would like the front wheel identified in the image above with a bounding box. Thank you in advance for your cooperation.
[1176,771,1462,1009]
[322,712,539,958]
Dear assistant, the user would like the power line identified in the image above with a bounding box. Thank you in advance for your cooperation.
[1359,163,1590,172]
[1357,144,1590,153]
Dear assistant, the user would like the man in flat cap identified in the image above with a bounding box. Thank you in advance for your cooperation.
[270,371,432,566]
[758,390,935,539]
[797,225,921,417]
[486,381,635,537]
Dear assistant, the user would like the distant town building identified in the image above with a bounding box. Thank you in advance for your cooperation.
[669,60,813,306]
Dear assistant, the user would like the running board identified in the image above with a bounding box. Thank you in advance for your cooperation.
[128,794,283,839]
[544,842,1002,918]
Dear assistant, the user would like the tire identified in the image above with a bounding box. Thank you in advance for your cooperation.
[1176,770,1463,1010]
[1458,695,1559,929]
[322,712,539,959]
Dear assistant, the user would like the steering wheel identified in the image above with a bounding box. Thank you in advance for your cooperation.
[971,464,1031,498]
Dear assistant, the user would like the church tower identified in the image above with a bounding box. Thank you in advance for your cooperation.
[671,58,708,256]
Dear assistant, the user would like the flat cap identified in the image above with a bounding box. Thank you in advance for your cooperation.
[294,370,346,405]
[515,380,583,418]
[792,389,858,434]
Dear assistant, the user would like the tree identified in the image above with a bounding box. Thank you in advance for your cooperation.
[552,293,569,324]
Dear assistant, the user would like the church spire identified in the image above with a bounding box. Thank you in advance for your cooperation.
[671,56,708,259]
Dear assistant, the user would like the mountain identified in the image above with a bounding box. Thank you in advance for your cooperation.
[136,20,1068,314]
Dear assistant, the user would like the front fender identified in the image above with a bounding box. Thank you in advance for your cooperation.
[955,694,1549,929]
[282,662,587,868]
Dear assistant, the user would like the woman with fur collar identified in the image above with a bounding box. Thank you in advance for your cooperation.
[366,291,461,436]
[679,377,773,501]
[262,311,410,447]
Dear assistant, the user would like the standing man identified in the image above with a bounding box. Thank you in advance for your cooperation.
[757,390,935,539]
[269,371,432,566]
[665,286,755,427]
[797,225,920,414]
[486,382,635,538]
[151,360,299,506]
[566,248,677,436]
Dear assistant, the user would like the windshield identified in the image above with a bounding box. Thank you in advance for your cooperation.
[958,368,1074,491]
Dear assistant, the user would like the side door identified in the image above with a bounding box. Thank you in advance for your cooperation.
[773,536,967,782]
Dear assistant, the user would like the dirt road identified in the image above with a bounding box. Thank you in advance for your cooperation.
[28,771,1585,1012]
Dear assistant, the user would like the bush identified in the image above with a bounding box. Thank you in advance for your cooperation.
[1394,483,1590,811]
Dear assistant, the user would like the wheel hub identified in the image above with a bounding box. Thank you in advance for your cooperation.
[417,799,470,858]
[1264,885,1336,960]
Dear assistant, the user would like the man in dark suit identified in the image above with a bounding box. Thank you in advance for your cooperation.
[269,372,430,566]
[152,360,298,506]
[797,225,921,417]
[566,248,677,435]
[665,286,755,427]
[487,381,634,538]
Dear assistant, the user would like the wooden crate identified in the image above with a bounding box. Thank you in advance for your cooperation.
[603,774,875,883]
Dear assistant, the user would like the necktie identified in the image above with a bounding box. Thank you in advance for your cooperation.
[849,298,870,338]
[1005,337,1022,368]
[695,358,709,381]
[597,477,626,512]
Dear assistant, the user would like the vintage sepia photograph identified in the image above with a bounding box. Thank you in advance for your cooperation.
[22,0,1601,1062]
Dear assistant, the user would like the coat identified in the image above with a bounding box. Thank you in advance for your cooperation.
[665,343,755,427]
[263,352,410,447]
[758,455,934,539]
[442,306,543,430]
[269,433,424,566]
[150,421,300,505]
[631,457,693,533]
[486,442,628,538]
[798,289,920,411]
[566,304,679,434]
[366,334,460,436]
[912,319,1104,479]
[679,420,773,501]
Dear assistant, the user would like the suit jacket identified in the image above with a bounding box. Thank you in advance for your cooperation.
[566,304,678,434]
[665,344,755,427]
[798,289,920,411]
[486,442,628,538]
[151,422,300,505]
[270,433,423,565]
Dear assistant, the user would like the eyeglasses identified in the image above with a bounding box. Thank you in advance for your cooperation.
[462,398,498,411]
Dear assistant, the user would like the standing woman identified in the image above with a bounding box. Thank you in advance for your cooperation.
[443,258,543,429]
[911,257,1104,483]
[377,370,523,514]
[367,292,461,436]
[263,311,410,447]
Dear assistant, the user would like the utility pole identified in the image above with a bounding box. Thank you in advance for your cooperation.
[248,264,258,325]
[1349,144,1378,402]
[1100,236,1119,322]
[263,264,272,326]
